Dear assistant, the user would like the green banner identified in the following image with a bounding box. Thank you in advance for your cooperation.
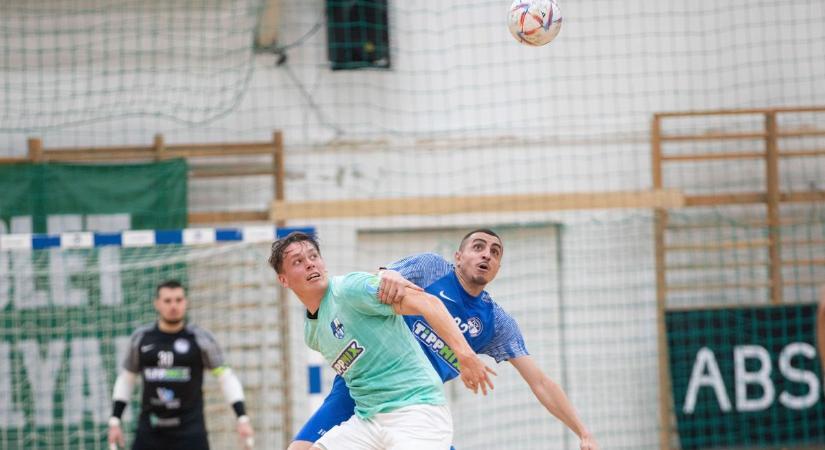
[667,304,825,449]
[0,161,188,449]
[0,160,187,233]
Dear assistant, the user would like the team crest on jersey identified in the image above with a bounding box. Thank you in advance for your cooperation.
[173,338,190,354]
[330,318,345,339]
[331,340,365,376]
[467,317,483,337]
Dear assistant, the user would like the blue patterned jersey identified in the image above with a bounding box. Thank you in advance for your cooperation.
[389,253,529,382]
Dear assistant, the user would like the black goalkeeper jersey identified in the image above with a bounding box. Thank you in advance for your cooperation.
[123,322,225,432]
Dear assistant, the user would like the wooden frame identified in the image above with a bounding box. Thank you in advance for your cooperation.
[651,106,825,450]
[271,189,685,221]
[6,132,285,225]
[652,106,825,304]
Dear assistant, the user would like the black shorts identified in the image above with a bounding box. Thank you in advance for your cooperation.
[132,426,209,450]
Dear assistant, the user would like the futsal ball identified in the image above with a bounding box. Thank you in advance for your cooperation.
[508,0,563,47]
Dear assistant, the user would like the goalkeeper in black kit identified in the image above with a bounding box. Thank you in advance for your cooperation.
[107,280,255,450]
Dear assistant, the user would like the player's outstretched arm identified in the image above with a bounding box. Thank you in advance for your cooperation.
[108,370,137,449]
[509,356,598,450]
[392,289,496,394]
[817,286,825,376]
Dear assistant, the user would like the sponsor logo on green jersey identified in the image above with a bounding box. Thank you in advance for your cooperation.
[332,340,365,376]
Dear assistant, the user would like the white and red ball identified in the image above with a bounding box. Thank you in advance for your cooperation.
[508,0,563,47]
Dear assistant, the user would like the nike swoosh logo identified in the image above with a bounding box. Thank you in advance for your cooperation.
[141,344,155,353]
[438,290,458,303]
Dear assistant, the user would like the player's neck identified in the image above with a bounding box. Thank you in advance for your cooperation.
[157,319,185,334]
[295,292,324,314]
[454,270,485,297]
[293,283,327,316]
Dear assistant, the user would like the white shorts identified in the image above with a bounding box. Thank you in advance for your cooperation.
[313,404,453,450]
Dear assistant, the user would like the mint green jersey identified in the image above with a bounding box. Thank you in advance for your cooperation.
[304,272,445,418]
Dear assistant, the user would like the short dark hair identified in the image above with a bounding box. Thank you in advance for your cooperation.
[156,279,184,297]
[268,231,321,274]
[458,228,502,250]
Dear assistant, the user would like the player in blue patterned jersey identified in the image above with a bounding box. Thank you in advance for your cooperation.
[291,229,599,450]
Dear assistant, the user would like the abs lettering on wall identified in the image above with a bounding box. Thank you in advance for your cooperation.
[667,304,825,449]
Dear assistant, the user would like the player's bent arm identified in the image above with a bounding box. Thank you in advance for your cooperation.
[392,289,473,360]
[392,289,496,394]
[509,356,597,448]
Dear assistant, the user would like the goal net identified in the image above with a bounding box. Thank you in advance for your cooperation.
[2,211,825,449]
[0,241,287,450]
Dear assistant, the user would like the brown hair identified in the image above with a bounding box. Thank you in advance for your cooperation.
[268,231,321,274]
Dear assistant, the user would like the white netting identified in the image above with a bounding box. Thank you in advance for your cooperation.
[0,242,287,450]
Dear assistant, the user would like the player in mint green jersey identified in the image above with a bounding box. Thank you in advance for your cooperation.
[268,231,495,450]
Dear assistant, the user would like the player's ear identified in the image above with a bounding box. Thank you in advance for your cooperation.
[276,273,289,288]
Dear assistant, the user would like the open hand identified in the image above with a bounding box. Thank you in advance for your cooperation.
[458,353,497,395]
